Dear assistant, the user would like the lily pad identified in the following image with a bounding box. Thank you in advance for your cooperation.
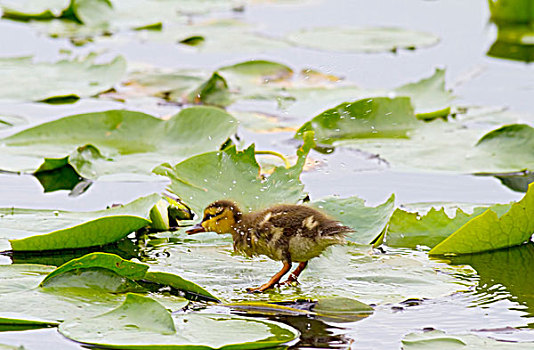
[311,194,395,245]
[0,260,191,325]
[145,236,476,304]
[334,109,534,174]
[402,329,534,349]
[296,97,418,144]
[0,55,126,102]
[385,203,511,249]
[394,68,453,120]
[59,293,299,349]
[286,27,439,53]
[1,194,160,251]
[154,131,315,217]
[430,183,534,255]
[0,107,237,180]
[39,252,218,301]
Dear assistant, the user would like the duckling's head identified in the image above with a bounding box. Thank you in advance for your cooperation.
[186,200,242,235]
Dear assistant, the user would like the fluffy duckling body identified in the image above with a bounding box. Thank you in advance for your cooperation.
[187,200,352,292]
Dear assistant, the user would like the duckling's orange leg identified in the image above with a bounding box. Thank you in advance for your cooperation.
[247,261,291,293]
[280,261,308,285]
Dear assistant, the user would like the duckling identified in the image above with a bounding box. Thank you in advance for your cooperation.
[186,200,352,293]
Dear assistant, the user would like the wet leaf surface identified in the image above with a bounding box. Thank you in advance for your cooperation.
[59,293,299,349]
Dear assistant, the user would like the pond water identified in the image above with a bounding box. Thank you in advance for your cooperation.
[0,0,533,349]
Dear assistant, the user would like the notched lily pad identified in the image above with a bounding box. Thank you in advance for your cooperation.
[429,183,534,255]
[154,131,315,217]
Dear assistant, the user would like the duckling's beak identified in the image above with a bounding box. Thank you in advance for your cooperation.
[186,223,206,234]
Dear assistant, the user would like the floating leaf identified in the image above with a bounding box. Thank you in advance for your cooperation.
[143,271,220,302]
[0,55,125,102]
[488,0,534,25]
[146,236,476,304]
[402,329,534,349]
[286,27,439,53]
[0,262,190,325]
[40,252,149,286]
[334,109,534,174]
[0,107,237,180]
[2,194,160,251]
[187,72,232,107]
[394,68,453,120]
[430,183,534,255]
[311,194,395,245]
[296,97,418,145]
[59,294,299,349]
[385,204,511,249]
[154,131,315,216]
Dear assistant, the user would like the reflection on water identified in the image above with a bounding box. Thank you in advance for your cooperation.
[6,238,139,266]
[449,243,534,325]
[487,0,534,63]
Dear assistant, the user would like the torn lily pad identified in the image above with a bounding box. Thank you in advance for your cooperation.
[0,107,237,180]
[286,26,439,53]
[429,183,534,255]
[59,294,298,349]
[154,131,315,217]
[0,55,126,102]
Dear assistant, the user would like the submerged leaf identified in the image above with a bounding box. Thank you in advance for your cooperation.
[430,183,534,255]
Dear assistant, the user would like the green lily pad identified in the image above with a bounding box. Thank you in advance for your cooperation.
[488,24,534,63]
[385,203,511,249]
[59,293,299,349]
[0,55,126,102]
[430,183,534,255]
[154,131,315,217]
[0,261,190,325]
[402,329,534,349]
[40,252,149,285]
[143,19,289,53]
[146,236,476,304]
[286,27,439,53]
[296,97,418,144]
[394,68,453,120]
[334,109,534,174]
[311,194,395,245]
[1,194,160,251]
[0,107,237,180]
[38,252,218,301]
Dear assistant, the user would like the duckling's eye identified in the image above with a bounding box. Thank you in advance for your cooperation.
[203,213,217,221]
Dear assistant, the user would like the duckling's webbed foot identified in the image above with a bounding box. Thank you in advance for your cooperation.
[246,261,291,293]
[280,261,308,286]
